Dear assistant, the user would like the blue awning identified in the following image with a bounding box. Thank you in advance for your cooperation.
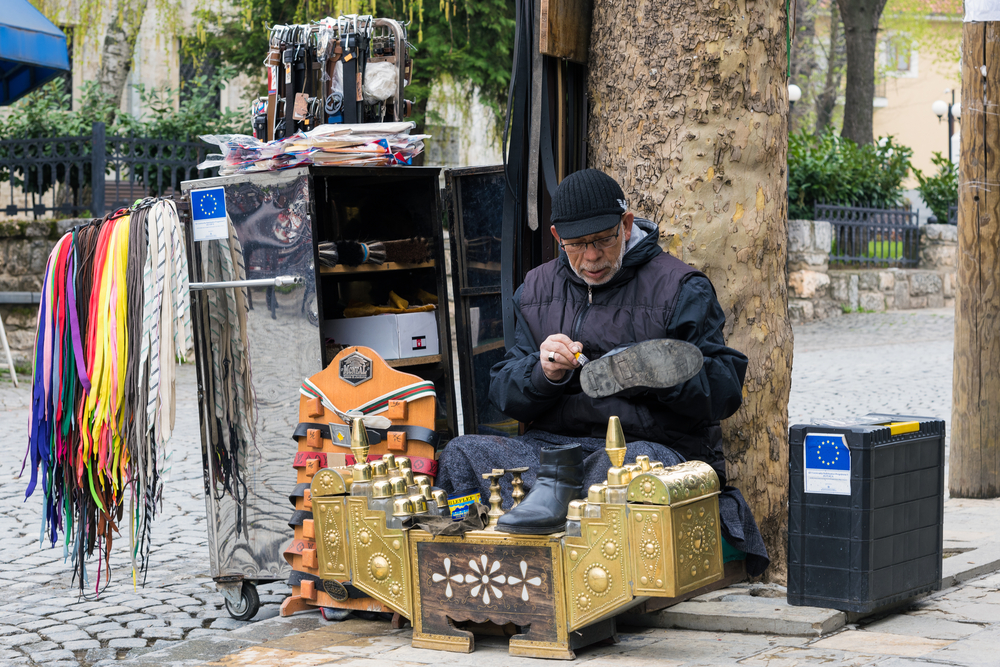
[0,0,71,105]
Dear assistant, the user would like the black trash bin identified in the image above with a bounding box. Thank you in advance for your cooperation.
[788,414,946,614]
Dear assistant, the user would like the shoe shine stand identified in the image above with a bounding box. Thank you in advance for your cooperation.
[303,347,726,659]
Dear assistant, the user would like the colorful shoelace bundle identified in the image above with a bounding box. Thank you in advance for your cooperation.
[24,198,192,595]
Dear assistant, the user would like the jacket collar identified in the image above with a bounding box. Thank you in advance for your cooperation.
[557,217,661,290]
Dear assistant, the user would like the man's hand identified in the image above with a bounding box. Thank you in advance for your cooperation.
[539,334,583,382]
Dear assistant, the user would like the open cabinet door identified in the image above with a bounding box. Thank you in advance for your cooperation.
[444,166,519,437]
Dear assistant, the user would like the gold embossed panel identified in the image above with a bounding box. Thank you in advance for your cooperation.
[345,496,412,617]
[628,505,671,596]
[314,497,350,580]
[670,495,724,595]
[311,468,348,497]
[562,503,631,631]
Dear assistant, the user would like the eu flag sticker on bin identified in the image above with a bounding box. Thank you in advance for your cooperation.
[804,433,851,495]
[190,187,228,242]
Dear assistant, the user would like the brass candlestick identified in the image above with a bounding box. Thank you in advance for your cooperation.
[507,467,529,508]
[482,469,506,527]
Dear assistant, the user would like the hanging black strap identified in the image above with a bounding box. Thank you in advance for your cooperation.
[291,421,440,448]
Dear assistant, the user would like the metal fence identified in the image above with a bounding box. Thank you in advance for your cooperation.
[947,204,958,225]
[0,122,216,219]
[814,203,920,267]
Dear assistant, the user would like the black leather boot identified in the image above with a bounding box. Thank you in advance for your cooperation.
[495,444,584,535]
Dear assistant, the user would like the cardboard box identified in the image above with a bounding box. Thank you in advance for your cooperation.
[324,310,439,361]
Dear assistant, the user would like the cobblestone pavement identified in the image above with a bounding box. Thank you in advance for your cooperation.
[0,307,978,667]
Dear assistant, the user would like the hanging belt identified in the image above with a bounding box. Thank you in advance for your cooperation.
[291,421,439,449]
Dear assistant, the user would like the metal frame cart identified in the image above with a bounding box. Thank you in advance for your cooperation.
[181,165,458,618]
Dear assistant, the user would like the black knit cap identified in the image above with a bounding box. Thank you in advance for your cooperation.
[550,168,628,239]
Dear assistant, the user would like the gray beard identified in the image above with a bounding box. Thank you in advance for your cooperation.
[572,238,628,286]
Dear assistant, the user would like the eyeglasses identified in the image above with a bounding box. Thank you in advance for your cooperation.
[559,225,621,255]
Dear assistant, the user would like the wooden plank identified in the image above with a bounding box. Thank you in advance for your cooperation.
[539,0,593,64]
[952,22,999,496]
[983,23,1000,493]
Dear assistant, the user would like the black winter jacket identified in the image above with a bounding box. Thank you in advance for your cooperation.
[488,219,748,481]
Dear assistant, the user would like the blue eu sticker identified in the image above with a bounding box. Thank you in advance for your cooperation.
[190,186,228,241]
[804,433,851,495]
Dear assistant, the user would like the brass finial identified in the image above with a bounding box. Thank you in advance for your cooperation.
[605,416,628,486]
[605,416,626,468]
[350,417,370,465]
[636,455,652,472]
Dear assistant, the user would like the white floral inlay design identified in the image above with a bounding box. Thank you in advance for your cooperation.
[465,555,506,604]
[430,557,464,599]
[507,560,543,601]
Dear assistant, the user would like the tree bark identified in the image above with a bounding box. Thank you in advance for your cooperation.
[789,0,817,134]
[951,22,1000,498]
[587,0,793,582]
[836,0,886,145]
[814,1,844,133]
[97,0,150,111]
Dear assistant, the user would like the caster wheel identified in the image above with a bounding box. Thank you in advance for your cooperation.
[225,581,260,621]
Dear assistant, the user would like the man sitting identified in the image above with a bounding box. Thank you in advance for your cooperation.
[436,169,767,576]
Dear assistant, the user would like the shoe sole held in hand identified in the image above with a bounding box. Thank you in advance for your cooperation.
[580,339,704,399]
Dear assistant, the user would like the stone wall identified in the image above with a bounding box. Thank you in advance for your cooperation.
[0,219,79,367]
[787,220,958,323]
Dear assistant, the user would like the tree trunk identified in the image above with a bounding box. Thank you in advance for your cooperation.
[97,0,150,110]
[789,0,817,134]
[587,0,793,582]
[836,0,886,145]
[814,0,844,132]
[951,22,1000,498]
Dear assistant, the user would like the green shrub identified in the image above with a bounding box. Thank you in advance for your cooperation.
[788,129,914,220]
[914,152,958,223]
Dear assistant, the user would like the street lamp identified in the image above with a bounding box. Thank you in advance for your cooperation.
[931,89,958,162]
[788,84,802,107]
